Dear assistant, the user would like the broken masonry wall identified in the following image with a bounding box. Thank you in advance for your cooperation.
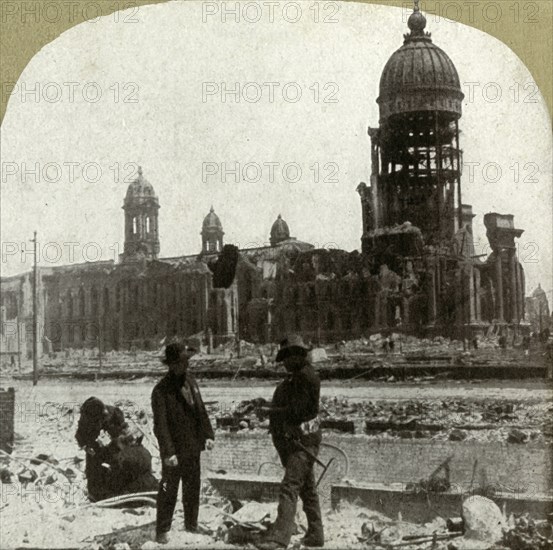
[203,432,552,496]
[0,387,15,453]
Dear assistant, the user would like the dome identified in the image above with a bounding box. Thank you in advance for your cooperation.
[377,3,464,121]
[532,284,546,298]
[270,214,290,245]
[202,206,223,231]
[125,167,158,202]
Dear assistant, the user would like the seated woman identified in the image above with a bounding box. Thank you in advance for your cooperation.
[75,397,158,501]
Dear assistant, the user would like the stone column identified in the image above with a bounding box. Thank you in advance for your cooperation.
[474,268,481,321]
[468,264,476,322]
[510,252,519,322]
[374,292,381,328]
[427,261,437,326]
[495,250,504,322]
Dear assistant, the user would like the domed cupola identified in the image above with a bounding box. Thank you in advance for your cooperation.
[124,167,158,203]
[270,214,290,247]
[377,0,464,122]
[122,167,160,262]
[358,0,465,250]
[201,206,224,254]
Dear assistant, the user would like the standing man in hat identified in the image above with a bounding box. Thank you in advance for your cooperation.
[151,342,215,544]
[257,334,324,550]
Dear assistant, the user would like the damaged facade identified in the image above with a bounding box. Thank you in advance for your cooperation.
[0,170,313,355]
[354,4,526,338]
[0,4,528,355]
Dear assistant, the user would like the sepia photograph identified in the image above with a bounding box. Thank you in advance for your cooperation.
[0,0,552,548]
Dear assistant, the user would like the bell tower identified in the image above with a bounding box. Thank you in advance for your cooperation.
[201,206,224,254]
[122,166,160,262]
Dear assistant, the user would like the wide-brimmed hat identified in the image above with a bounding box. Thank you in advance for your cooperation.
[275,334,312,362]
[161,342,197,365]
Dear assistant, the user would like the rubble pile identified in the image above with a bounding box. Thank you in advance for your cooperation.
[500,514,553,549]
[1,382,551,549]
[5,332,548,383]
[209,396,553,444]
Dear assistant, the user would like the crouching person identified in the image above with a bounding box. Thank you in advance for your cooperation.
[257,335,324,550]
[75,397,157,502]
[152,343,215,544]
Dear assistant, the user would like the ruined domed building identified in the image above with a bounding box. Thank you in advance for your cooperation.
[0,2,528,358]
[273,1,527,341]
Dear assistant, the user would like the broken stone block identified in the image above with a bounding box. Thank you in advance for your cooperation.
[462,495,504,544]
[449,429,467,441]
[379,525,402,545]
[17,469,38,484]
[507,428,528,444]
[0,467,13,483]
[44,473,58,485]
[232,501,277,524]
[113,543,131,550]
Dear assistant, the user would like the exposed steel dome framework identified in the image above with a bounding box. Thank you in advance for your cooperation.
[359,0,464,249]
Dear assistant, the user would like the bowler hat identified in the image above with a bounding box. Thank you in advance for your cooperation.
[161,342,197,365]
[275,334,312,362]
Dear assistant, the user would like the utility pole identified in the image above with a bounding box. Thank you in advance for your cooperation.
[17,318,21,373]
[31,231,39,386]
[96,307,103,383]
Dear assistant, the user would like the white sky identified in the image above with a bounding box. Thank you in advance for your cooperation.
[1,0,551,298]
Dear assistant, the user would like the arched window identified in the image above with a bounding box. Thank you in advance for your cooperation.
[146,217,150,233]
[132,217,137,234]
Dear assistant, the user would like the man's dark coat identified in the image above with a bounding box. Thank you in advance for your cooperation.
[151,371,215,459]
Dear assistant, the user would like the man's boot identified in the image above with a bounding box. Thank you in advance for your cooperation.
[155,531,170,544]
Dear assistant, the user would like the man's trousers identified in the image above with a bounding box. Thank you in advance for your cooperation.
[267,437,324,547]
[156,454,201,535]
